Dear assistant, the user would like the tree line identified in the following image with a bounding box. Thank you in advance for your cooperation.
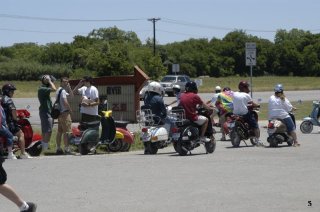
[0,27,319,81]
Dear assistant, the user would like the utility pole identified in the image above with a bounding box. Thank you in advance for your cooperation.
[148,18,160,56]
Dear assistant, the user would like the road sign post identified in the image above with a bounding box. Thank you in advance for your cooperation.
[245,42,256,98]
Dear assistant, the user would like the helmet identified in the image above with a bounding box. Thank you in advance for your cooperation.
[185,81,198,92]
[2,83,17,96]
[223,87,231,92]
[215,86,221,93]
[274,84,283,93]
[238,81,250,92]
[147,81,163,95]
[173,84,181,92]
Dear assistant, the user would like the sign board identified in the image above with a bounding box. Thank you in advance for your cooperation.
[172,64,180,73]
[245,42,256,66]
[194,79,203,87]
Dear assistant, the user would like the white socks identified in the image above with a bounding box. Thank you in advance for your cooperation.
[19,201,29,211]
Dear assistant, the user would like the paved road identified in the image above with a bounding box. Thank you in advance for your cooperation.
[1,122,319,212]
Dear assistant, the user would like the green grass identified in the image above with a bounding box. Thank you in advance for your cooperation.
[1,76,319,98]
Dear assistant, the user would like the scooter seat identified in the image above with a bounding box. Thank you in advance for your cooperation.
[115,121,129,128]
[176,119,191,127]
[80,120,101,130]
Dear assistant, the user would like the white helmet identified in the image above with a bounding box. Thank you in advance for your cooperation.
[215,86,221,90]
[173,84,181,92]
[147,81,163,95]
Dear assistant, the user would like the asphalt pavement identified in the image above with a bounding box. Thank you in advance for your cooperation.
[1,121,319,212]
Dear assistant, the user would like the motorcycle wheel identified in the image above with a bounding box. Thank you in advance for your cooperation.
[269,137,278,147]
[230,130,241,147]
[79,143,89,155]
[205,136,216,154]
[27,142,42,156]
[107,139,123,152]
[300,121,313,134]
[176,142,188,156]
[250,138,257,146]
[143,141,158,154]
[120,142,131,152]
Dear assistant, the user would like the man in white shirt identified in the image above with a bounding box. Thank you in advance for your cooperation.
[233,81,263,146]
[268,84,300,147]
[73,76,100,122]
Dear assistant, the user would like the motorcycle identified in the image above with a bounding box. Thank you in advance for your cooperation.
[300,100,320,133]
[68,110,134,155]
[227,106,260,147]
[137,105,181,154]
[0,109,42,157]
[267,113,295,147]
[173,106,216,156]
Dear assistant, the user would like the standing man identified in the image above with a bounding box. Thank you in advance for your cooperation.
[1,84,32,159]
[38,75,56,152]
[233,81,263,146]
[55,77,74,155]
[73,76,99,122]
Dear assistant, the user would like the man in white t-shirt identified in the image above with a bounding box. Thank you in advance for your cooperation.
[55,77,74,154]
[233,81,263,146]
[73,76,100,122]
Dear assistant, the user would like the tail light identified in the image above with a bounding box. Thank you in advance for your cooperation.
[142,128,148,133]
[171,127,179,133]
[268,122,274,129]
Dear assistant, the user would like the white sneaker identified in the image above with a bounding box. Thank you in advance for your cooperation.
[7,152,17,159]
[20,152,33,159]
[200,137,211,143]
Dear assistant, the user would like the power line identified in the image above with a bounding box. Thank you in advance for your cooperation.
[0,27,86,35]
[0,13,146,22]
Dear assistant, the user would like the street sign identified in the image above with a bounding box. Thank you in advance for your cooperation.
[245,42,256,66]
[172,64,180,73]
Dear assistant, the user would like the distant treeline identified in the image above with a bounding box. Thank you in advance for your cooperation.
[0,27,319,81]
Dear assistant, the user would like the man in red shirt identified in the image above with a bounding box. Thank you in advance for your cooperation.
[179,81,212,142]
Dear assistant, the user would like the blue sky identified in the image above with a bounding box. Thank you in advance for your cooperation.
[0,0,319,47]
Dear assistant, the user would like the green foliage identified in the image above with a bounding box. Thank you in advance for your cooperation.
[1,27,320,80]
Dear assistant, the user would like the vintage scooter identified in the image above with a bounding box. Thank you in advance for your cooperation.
[267,113,295,147]
[300,100,320,133]
[0,109,42,157]
[137,105,181,154]
[69,110,134,155]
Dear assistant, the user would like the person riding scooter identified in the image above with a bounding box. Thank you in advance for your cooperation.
[179,81,212,143]
[268,84,300,147]
[232,81,263,146]
[143,81,167,125]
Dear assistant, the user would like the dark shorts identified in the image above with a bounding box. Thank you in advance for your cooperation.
[39,110,53,134]
[0,162,7,185]
[242,111,259,129]
[8,121,21,135]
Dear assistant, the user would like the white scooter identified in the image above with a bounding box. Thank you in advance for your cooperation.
[136,105,181,154]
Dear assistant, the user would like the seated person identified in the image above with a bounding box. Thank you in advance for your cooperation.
[179,81,212,142]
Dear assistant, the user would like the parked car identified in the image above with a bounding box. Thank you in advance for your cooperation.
[160,75,191,96]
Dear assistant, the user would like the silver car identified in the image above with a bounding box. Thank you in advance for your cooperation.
[160,75,191,96]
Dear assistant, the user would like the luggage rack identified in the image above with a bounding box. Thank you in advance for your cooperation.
[169,107,186,126]
[136,109,157,127]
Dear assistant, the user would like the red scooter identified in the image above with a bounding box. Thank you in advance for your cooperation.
[0,109,42,157]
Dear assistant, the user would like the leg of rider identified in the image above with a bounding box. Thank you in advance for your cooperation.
[283,117,300,146]
[219,115,226,140]
[200,118,209,138]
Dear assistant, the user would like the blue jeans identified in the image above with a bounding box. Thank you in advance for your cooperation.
[282,116,295,133]
[0,127,14,146]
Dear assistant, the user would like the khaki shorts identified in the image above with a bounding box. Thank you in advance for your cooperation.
[194,115,208,126]
[58,112,72,133]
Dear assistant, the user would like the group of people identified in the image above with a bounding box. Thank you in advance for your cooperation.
[0,75,102,211]
[143,80,300,147]
[38,75,100,155]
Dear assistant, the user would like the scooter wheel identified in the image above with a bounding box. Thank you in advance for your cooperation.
[300,121,313,134]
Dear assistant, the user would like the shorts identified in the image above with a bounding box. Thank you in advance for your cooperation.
[58,112,72,133]
[194,115,208,126]
[282,116,295,133]
[8,121,21,135]
[81,113,100,123]
[0,163,7,185]
[39,110,53,134]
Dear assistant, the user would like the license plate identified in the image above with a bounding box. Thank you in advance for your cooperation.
[172,133,180,139]
[227,122,235,128]
[141,134,151,142]
[74,137,81,145]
